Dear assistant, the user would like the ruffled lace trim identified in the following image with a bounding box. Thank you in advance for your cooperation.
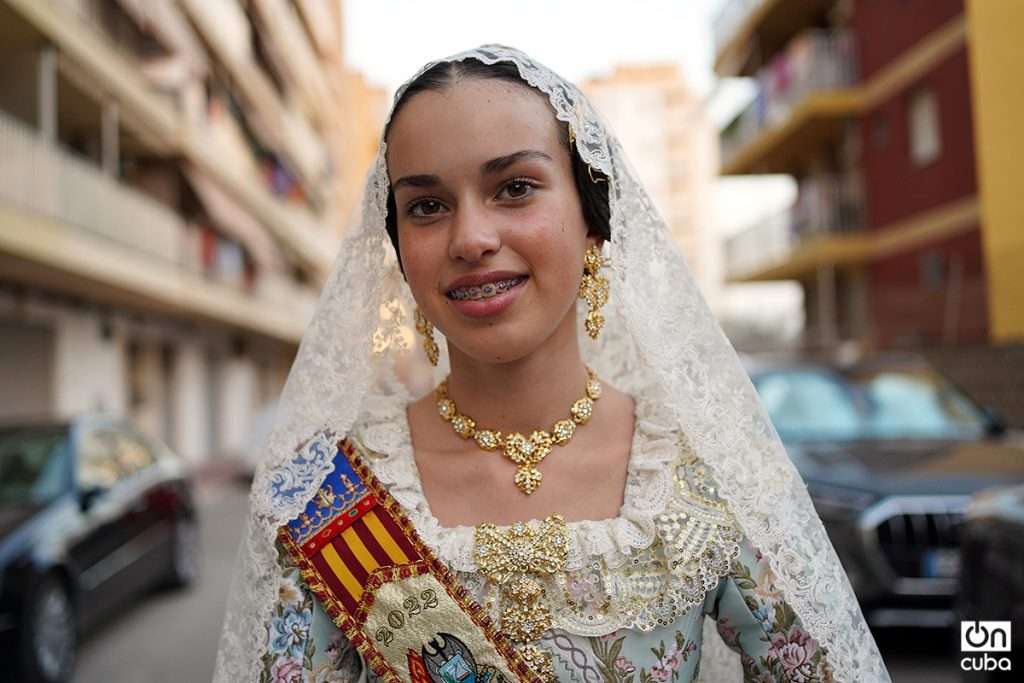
[353,385,681,573]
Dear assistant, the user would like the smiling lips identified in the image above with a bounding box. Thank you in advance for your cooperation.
[444,271,529,318]
[447,275,528,300]
[444,270,528,299]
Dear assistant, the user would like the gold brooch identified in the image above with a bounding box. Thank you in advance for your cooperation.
[475,516,569,681]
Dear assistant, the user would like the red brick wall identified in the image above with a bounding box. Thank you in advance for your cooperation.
[851,1,983,348]
[852,0,965,80]
[868,227,989,347]
[859,46,977,229]
[924,344,1024,428]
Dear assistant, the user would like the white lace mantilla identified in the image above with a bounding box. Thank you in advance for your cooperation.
[350,388,742,635]
[215,45,892,683]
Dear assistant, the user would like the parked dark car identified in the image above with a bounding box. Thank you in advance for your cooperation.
[745,353,1024,629]
[957,482,1024,681]
[0,417,199,683]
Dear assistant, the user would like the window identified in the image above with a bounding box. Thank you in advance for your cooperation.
[112,431,157,478]
[919,250,944,291]
[78,428,157,490]
[753,370,863,441]
[908,88,942,166]
[870,112,889,149]
[79,429,123,490]
[0,427,70,505]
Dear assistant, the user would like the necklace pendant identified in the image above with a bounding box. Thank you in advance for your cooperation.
[435,367,600,495]
[514,465,543,495]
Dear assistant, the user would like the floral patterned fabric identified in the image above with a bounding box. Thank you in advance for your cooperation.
[261,514,835,683]
[258,398,839,683]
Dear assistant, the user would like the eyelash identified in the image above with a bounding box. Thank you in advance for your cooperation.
[405,177,538,218]
[497,177,538,200]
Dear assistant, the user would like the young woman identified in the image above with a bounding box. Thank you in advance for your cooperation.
[214,46,890,683]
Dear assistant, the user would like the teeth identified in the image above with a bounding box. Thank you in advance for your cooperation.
[449,276,524,300]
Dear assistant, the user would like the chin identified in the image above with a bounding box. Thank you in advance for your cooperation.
[444,324,543,365]
[452,338,533,365]
[436,295,578,365]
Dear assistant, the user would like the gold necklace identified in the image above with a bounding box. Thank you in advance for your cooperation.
[435,367,601,495]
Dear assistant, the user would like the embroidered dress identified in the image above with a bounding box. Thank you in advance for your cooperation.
[259,391,837,683]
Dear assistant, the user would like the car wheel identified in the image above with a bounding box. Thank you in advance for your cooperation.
[19,575,75,683]
[166,516,199,589]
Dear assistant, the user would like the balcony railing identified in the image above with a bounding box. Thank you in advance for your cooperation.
[725,173,864,279]
[721,29,857,165]
[725,210,795,280]
[0,110,195,270]
[0,109,318,326]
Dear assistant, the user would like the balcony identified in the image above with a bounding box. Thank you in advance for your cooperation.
[713,0,763,58]
[713,0,839,78]
[725,174,866,282]
[726,175,980,285]
[720,29,859,175]
[0,110,315,343]
[3,0,335,279]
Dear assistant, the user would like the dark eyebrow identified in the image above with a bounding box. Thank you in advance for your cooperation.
[392,174,441,192]
[392,150,553,191]
[481,149,553,175]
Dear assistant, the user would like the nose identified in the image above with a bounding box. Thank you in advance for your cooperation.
[448,201,501,263]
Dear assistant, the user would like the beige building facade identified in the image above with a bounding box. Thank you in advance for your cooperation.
[0,0,383,464]
[582,64,721,308]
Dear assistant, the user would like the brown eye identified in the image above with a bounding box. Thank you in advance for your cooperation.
[408,199,445,217]
[498,179,536,200]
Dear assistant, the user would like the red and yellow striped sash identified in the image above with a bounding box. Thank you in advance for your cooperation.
[279,437,544,683]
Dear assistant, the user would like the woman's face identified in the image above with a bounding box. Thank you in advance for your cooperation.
[387,77,598,364]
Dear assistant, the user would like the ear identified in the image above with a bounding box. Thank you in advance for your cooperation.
[585,232,604,252]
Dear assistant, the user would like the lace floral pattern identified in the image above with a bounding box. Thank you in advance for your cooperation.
[351,389,742,637]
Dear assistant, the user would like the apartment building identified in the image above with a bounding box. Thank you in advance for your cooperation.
[582,64,721,308]
[714,0,1023,422]
[0,0,385,463]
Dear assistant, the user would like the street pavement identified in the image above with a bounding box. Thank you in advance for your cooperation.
[73,478,964,683]
[75,477,250,683]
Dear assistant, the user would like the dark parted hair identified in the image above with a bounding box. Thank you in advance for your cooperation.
[383,58,611,273]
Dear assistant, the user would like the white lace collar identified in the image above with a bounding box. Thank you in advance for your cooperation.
[352,386,682,573]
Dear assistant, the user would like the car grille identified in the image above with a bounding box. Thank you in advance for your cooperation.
[875,511,963,577]
[862,496,971,582]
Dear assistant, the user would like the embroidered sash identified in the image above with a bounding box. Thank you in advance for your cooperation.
[279,438,545,683]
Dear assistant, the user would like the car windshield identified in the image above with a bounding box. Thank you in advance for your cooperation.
[752,367,990,442]
[0,426,71,506]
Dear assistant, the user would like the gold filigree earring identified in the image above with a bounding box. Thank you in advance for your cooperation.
[414,308,439,366]
[578,244,609,340]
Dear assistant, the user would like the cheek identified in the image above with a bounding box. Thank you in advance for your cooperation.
[397,228,442,303]
[518,207,586,290]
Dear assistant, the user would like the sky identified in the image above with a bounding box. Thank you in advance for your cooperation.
[342,0,750,125]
